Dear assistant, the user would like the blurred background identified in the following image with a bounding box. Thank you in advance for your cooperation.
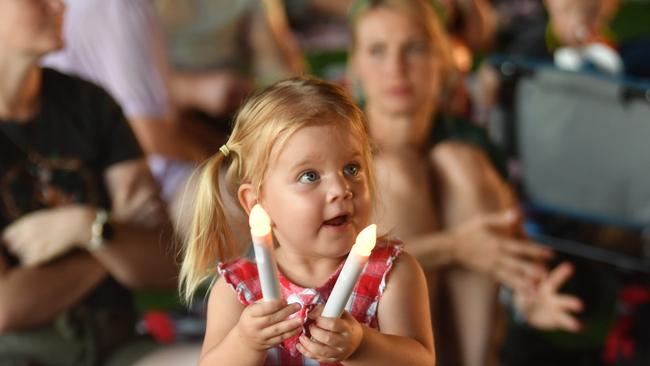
[1,0,649,365]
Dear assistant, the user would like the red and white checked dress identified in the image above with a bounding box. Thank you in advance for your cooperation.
[218,239,403,366]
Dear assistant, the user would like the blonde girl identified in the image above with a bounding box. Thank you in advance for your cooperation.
[180,77,435,365]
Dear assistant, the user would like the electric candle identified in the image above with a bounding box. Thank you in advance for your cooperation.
[249,204,281,301]
[321,224,377,318]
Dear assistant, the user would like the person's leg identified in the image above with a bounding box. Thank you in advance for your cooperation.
[444,268,499,366]
[431,142,514,366]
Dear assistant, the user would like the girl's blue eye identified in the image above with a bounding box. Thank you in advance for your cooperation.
[298,171,320,183]
[344,164,360,177]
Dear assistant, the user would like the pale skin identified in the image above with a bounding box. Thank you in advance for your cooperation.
[198,124,434,365]
[0,0,177,333]
[351,6,582,366]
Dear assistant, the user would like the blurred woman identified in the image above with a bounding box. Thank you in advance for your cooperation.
[348,1,582,365]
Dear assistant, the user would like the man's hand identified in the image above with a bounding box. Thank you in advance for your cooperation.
[2,205,96,266]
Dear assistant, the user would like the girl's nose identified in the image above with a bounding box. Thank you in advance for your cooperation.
[326,176,353,202]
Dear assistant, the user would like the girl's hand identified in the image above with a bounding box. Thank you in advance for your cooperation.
[2,205,96,266]
[514,262,583,332]
[236,300,303,351]
[297,305,363,363]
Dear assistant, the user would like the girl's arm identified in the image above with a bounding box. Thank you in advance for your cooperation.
[199,276,303,366]
[345,252,436,365]
[199,278,264,366]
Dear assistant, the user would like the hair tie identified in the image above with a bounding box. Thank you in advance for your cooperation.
[219,145,230,157]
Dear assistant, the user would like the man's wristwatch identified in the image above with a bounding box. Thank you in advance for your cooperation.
[88,209,114,251]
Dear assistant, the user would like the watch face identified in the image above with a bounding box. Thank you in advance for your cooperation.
[89,210,113,250]
[102,220,114,241]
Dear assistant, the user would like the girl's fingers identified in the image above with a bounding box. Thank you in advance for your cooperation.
[264,319,303,345]
[265,303,302,324]
[247,300,286,317]
[308,325,345,347]
[297,335,338,360]
[313,316,345,333]
[250,300,300,319]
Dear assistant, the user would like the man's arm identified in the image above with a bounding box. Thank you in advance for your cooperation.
[0,251,107,333]
[89,158,178,290]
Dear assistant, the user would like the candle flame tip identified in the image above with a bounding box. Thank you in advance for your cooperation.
[353,224,377,256]
[249,204,271,236]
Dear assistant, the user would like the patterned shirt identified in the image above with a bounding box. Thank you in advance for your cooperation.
[218,239,403,366]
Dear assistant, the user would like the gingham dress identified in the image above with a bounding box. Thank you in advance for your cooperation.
[218,239,403,366]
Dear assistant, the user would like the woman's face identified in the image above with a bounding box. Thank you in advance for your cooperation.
[351,7,442,116]
[546,0,599,46]
[0,0,65,57]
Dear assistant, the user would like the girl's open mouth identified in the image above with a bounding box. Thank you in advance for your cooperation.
[323,215,349,227]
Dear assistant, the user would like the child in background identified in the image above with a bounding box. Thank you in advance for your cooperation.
[180,77,435,365]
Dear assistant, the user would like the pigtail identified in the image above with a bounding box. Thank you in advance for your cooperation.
[179,152,236,304]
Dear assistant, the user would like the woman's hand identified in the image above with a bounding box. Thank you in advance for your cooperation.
[2,205,96,266]
[514,262,583,332]
[453,210,553,291]
[297,305,364,363]
[235,300,303,351]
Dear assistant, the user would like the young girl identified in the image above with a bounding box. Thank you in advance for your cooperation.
[180,77,435,365]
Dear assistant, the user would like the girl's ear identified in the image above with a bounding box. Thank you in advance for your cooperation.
[238,183,258,216]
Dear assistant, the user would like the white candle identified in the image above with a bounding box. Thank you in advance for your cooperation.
[249,204,281,301]
[321,224,377,318]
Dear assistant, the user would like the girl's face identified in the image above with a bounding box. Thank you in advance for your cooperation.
[352,7,442,116]
[260,123,372,260]
[0,0,65,57]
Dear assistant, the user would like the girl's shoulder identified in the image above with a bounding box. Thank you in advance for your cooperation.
[370,237,404,262]
[357,237,404,294]
[217,258,262,305]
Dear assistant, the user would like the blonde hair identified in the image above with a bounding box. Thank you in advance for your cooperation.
[179,76,375,303]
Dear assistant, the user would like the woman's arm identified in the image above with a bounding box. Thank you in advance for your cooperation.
[413,141,551,290]
[345,252,435,365]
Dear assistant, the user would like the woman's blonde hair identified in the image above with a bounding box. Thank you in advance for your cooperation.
[179,76,374,303]
[348,0,456,89]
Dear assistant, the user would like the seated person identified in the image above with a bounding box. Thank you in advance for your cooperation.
[0,1,177,364]
[348,1,582,365]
